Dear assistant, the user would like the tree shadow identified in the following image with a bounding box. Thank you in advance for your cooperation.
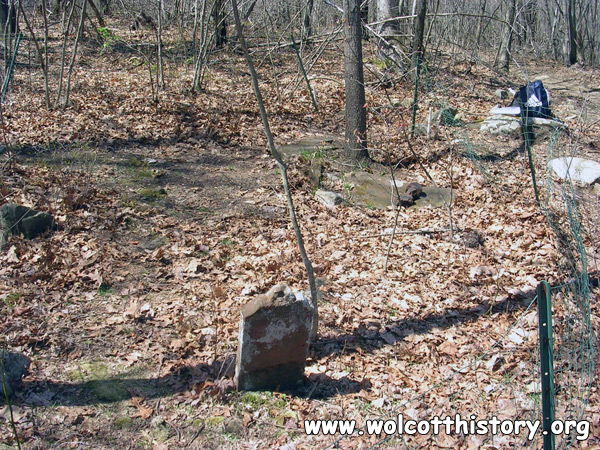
[310,291,535,361]
[8,358,368,406]
[4,291,534,407]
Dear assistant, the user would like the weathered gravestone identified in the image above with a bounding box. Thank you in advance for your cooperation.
[235,283,313,391]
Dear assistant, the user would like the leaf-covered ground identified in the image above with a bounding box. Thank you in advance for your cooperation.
[1,25,599,449]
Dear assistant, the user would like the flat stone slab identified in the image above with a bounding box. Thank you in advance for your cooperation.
[549,157,600,185]
[235,284,313,391]
[480,115,565,136]
[278,136,339,160]
[349,172,452,210]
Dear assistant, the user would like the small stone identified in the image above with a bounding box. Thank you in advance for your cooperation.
[223,416,244,435]
[0,351,30,398]
[235,283,313,391]
[141,235,168,250]
[494,89,509,100]
[405,182,424,201]
[114,416,133,430]
[395,193,414,207]
[401,97,414,109]
[315,189,343,208]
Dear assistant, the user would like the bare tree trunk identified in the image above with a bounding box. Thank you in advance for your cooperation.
[302,0,314,42]
[411,0,426,72]
[376,0,398,63]
[63,0,87,109]
[0,0,16,34]
[18,1,49,108]
[41,0,52,108]
[214,0,227,48]
[498,0,516,71]
[230,0,319,341]
[55,0,77,108]
[157,0,165,89]
[343,0,368,162]
[474,0,486,49]
[87,0,105,28]
[566,0,577,65]
[192,0,211,91]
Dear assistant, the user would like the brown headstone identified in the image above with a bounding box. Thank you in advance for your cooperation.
[235,283,313,391]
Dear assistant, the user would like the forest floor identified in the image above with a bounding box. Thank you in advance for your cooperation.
[1,24,600,449]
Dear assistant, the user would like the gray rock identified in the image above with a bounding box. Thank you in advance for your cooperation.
[1,351,30,398]
[223,417,244,435]
[1,203,55,246]
[481,115,566,137]
[494,89,509,100]
[405,182,424,201]
[401,97,414,109]
[315,190,343,208]
[393,182,423,207]
[235,284,313,391]
[549,157,600,185]
[395,193,414,207]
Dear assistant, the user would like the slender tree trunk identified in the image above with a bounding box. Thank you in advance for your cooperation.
[41,0,52,108]
[302,0,313,42]
[475,0,486,49]
[55,0,77,108]
[18,1,49,107]
[230,0,319,341]
[411,0,426,72]
[343,0,368,162]
[192,0,199,57]
[192,0,211,91]
[498,0,516,71]
[566,0,577,65]
[87,0,105,28]
[376,0,397,61]
[214,0,226,48]
[0,0,16,34]
[157,0,165,89]
[63,0,87,110]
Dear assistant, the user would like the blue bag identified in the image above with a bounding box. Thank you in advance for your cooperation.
[516,80,551,119]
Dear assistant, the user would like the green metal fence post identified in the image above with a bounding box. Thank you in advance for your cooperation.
[537,281,555,450]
